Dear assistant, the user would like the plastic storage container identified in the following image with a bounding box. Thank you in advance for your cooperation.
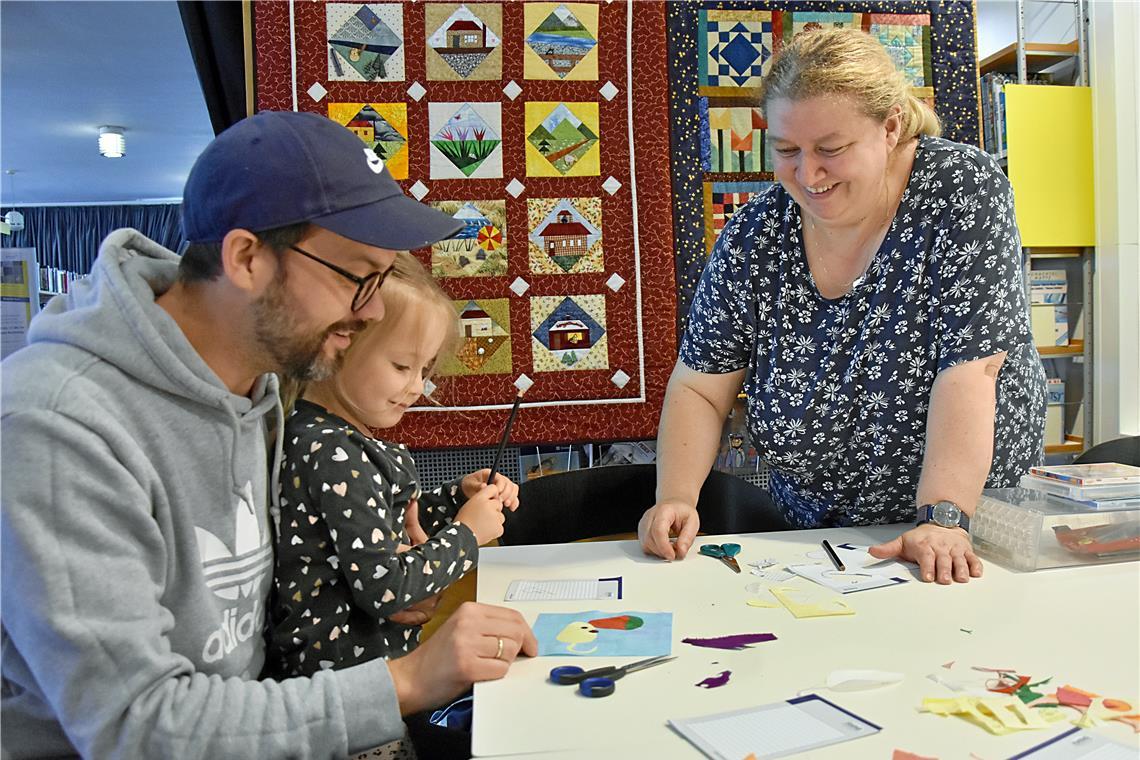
[971,487,1140,571]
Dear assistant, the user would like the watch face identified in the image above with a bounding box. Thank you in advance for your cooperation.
[932,501,961,527]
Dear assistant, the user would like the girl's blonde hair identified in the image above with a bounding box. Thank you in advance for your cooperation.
[347,250,459,372]
[280,252,459,411]
[758,27,941,143]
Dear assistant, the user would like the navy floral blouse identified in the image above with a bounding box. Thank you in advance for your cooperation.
[681,136,1047,527]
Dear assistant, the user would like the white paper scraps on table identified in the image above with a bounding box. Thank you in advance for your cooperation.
[824,669,904,692]
[504,577,622,602]
[668,694,880,760]
[1009,727,1138,759]
[747,560,794,582]
[786,563,909,594]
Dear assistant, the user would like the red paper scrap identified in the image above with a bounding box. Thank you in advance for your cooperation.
[893,750,939,760]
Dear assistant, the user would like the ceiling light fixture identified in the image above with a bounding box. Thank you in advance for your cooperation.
[98,126,126,158]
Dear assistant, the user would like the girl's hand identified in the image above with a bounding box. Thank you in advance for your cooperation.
[463,469,520,511]
[869,524,983,584]
[454,484,506,545]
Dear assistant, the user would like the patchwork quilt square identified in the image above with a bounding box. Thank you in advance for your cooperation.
[788,11,864,40]
[327,102,408,179]
[439,298,512,376]
[531,295,609,372]
[527,197,603,275]
[326,3,404,81]
[525,102,600,177]
[703,181,775,252]
[870,14,932,88]
[703,105,768,174]
[429,102,503,179]
[430,200,507,277]
[524,2,600,80]
[699,10,772,90]
[425,3,503,81]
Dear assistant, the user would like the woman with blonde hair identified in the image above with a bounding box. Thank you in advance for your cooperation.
[639,28,1045,586]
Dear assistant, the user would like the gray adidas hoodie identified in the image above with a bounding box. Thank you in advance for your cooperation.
[1,229,402,758]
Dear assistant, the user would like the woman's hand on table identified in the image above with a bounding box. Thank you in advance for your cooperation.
[869,523,983,584]
[638,500,701,560]
[463,468,520,511]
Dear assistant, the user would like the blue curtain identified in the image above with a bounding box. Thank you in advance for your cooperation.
[0,204,183,274]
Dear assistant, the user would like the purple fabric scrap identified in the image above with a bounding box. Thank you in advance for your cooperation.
[696,670,732,688]
[681,633,777,650]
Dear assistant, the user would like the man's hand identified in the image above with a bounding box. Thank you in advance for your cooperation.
[387,602,537,716]
[869,523,983,584]
[637,500,701,560]
[463,469,520,511]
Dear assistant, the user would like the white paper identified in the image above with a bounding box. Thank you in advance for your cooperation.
[793,542,913,593]
[804,542,911,575]
[786,563,909,594]
[504,578,621,602]
[669,694,879,760]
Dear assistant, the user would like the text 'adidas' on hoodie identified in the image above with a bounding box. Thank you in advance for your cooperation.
[1,229,402,758]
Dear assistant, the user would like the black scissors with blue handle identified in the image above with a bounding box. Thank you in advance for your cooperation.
[549,655,676,697]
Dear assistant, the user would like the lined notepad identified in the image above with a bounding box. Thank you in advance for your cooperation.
[504,577,622,601]
[668,695,879,760]
[1010,728,1139,759]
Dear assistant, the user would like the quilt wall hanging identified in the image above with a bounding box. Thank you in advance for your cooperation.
[254,1,677,449]
[665,1,980,329]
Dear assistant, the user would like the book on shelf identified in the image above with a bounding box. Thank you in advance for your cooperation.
[37,265,85,295]
[1045,378,1065,446]
[1027,463,1140,486]
[980,72,1054,157]
[1031,304,1069,346]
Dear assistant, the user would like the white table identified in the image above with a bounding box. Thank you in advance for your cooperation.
[472,526,1140,758]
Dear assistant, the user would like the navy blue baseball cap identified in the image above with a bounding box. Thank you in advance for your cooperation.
[181,111,462,250]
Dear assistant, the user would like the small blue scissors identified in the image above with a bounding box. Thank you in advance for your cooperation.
[549,655,676,697]
[699,542,742,573]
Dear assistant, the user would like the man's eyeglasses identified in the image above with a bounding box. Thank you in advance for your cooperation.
[288,244,389,312]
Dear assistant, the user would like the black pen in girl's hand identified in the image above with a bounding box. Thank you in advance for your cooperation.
[821,539,846,572]
[487,389,525,486]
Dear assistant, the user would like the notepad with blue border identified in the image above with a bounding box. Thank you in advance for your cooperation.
[668,694,880,760]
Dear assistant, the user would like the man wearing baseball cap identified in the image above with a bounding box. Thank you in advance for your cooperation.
[1,111,536,758]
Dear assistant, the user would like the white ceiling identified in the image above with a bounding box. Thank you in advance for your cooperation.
[1,0,214,205]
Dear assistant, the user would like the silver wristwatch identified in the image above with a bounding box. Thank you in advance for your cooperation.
[916,500,970,532]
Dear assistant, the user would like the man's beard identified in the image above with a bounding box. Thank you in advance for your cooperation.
[252,271,363,383]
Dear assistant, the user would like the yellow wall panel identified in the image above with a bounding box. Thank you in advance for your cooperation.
[1005,85,1095,247]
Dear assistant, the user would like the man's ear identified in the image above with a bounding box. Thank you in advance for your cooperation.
[219,229,275,294]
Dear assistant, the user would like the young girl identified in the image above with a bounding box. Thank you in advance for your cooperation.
[267,252,520,678]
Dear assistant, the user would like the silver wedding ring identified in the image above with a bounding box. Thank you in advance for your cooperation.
[494,636,505,660]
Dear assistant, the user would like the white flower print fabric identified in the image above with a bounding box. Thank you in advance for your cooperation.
[680,136,1047,527]
[266,400,479,677]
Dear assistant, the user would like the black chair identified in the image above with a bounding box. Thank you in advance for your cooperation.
[501,463,792,546]
[1073,435,1140,467]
